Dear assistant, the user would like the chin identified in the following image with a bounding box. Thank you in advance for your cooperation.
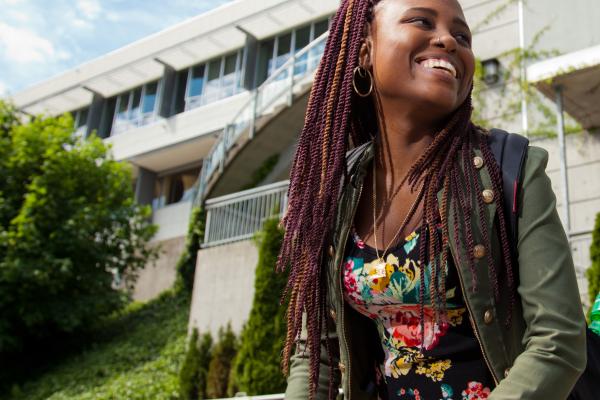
[416,90,461,117]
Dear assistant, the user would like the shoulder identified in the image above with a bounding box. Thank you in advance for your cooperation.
[522,145,550,184]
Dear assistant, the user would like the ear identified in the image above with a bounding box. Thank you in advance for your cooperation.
[358,36,373,70]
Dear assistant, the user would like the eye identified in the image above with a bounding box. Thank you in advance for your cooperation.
[454,32,472,47]
[408,17,433,29]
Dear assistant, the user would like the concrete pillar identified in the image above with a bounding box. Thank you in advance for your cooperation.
[135,167,157,207]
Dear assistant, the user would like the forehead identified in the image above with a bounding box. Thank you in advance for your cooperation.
[375,0,467,21]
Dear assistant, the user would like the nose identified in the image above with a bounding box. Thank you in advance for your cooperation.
[432,33,457,53]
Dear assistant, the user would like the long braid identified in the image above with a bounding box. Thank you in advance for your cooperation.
[279,1,518,397]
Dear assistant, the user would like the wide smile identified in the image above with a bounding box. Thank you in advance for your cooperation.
[415,56,460,80]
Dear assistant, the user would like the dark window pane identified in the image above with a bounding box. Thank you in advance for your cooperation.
[314,19,329,38]
[142,82,158,114]
[295,25,311,50]
[131,87,142,117]
[208,59,221,81]
[189,65,205,97]
[277,33,292,56]
[256,39,274,85]
[224,53,237,75]
[116,93,129,120]
[76,108,89,128]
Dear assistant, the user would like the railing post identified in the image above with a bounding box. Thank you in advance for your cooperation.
[203,208,212,247]
[288,53,295,106]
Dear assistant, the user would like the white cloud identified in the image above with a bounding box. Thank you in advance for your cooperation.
[0,22,57,63]
[76,0,101,20]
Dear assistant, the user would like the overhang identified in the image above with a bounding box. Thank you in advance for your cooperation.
[10,0,338,116]
[528,44,600,130]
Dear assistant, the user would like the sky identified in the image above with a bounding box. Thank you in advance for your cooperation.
[0,0,233,96]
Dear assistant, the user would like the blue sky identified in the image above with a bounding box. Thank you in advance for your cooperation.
[0,0,233,96]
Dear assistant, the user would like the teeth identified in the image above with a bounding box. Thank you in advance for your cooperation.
[420,58,457,78]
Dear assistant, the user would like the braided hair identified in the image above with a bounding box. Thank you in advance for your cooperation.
[277,1,516,398]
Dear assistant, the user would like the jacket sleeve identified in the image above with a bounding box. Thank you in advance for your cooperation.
[490,146,587,399]
[285,312,341,400]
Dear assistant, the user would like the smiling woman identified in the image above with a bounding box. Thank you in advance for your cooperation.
[280,1,586,400]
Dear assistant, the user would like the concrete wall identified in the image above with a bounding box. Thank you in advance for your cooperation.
[188,240,260,337]
[133,235,186,302]
[152,201,193,242]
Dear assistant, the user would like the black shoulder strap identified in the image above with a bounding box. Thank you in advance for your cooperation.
[487,128,529,255]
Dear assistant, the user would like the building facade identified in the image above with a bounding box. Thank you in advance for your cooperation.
[11,0,600,336]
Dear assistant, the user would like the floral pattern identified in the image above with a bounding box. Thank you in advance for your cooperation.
[343,228,495,399]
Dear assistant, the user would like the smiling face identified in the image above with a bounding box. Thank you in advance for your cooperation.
[364,0,475,120]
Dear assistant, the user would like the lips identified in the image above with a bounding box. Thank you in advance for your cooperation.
[415,56,459,79]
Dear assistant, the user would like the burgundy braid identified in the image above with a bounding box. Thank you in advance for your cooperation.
[279,0,518,397]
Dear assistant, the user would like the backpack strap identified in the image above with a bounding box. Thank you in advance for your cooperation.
[487,129,529,256]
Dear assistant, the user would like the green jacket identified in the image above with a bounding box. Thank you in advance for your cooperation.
[285,139,587,400]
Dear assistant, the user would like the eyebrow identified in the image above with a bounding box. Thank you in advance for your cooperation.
[404,7,471,33]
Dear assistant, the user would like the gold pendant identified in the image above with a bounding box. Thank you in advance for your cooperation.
[371,259,387,280]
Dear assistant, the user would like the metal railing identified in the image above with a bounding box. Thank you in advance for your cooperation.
[203,180,289,248]
[194,31,329,205]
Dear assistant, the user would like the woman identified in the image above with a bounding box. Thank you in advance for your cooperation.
[279,0,586,399]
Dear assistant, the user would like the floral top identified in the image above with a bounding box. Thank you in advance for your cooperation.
[343,227,495,400]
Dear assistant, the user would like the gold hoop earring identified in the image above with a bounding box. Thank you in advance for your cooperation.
[353,66,373,97]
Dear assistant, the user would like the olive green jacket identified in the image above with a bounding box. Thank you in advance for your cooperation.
[285,139,587,400]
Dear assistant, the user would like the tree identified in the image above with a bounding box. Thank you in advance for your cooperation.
[586,213,600,309]
[206,324,238,398]
[179,329,214,400]
[231,215,288,395]
[0,101,157,356]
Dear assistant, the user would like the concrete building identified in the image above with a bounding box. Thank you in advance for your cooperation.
[10,0,600,337]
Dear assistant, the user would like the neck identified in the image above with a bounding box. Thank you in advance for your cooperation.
[374,98,443,189]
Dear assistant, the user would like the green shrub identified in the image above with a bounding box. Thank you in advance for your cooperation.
[179,329,213,400]
[232,216,287,395]
[6,290,189,400]
[0,100,157,375]
[206,324,238,398]
[586,212,600,308]
[179,329,201,400]
[175,206,206,292]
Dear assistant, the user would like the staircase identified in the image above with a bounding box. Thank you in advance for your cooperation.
[193,31,329,205]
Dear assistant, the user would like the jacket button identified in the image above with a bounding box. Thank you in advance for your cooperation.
[473,156,484,169]
[482,189,495,204]
[328,245,335,257]
[504,367,511,378]
[484,309,494,325]
[338,362,346,374]
[329,308,336,321]
[473,244,486,259]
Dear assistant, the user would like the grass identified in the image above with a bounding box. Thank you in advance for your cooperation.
[6,290,190,400]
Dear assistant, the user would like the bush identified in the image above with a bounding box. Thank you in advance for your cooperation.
[179,329,213,400]
[206,324,238,398]
[0,101,157,376]
[586,212,600,307]
[6,289,189,400]
[175,206,206,292]
[231,216,287,395]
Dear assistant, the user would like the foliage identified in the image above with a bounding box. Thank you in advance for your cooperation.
[586,213,600,309]
[175,206,206,292]
[179,329,201,400]
[206,324,238,398]
[242,153,280,190]
[6,290,189,400]
[231,215,287,395]
[178,329,213,400]
[470,2,581,137]
[0,100,158,358]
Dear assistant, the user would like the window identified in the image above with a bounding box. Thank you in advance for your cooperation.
[111,80,162,135]
[255,17,331,86]
[151,167,201,210]
[184,49,244,110]
[72,107,89,137]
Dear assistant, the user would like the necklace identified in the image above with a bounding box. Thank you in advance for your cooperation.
[370,159,425,280]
